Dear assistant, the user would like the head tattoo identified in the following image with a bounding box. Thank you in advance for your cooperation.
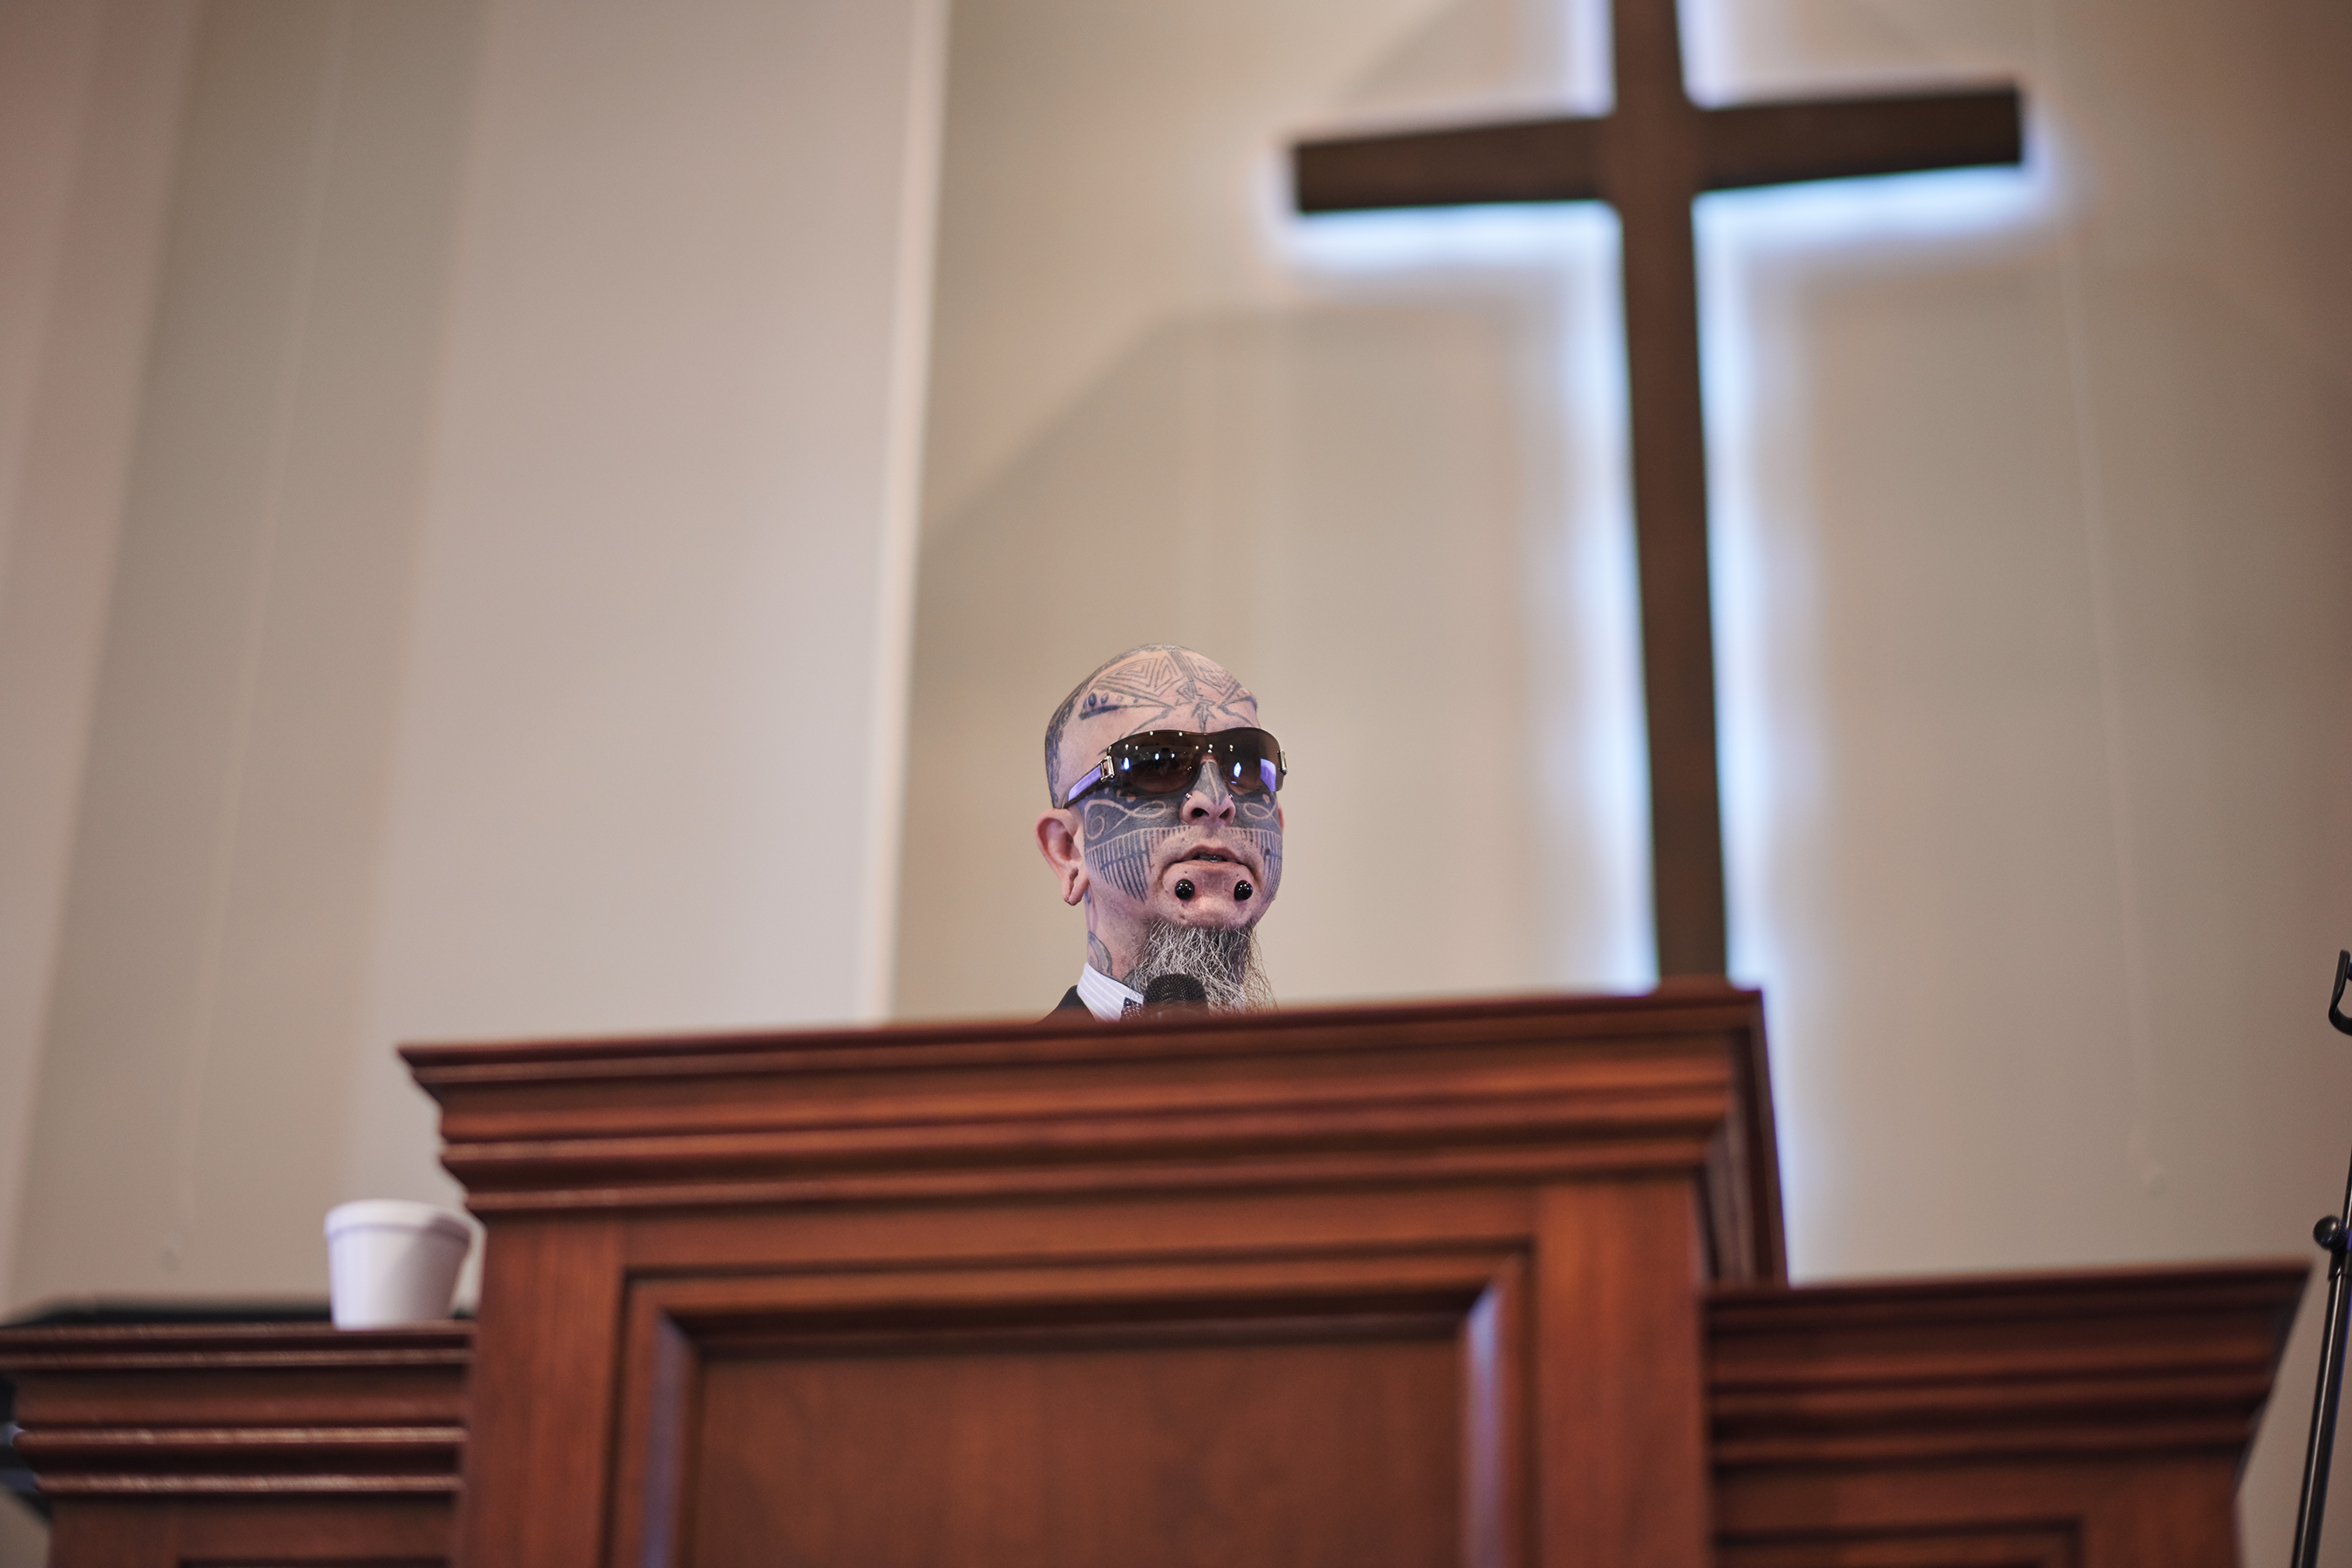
[1042,644,1260,803]
[1040,644,1281,1010]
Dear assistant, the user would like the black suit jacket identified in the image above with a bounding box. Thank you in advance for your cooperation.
[1048,986,1089,1021]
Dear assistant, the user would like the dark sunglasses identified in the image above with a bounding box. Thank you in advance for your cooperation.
[1059,727,1287,810]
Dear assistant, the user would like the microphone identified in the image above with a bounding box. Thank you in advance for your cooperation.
[1141,974,1207,1011]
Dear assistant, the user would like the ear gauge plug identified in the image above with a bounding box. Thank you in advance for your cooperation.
[1235,881,1254,902]
[1174,879,1196,902]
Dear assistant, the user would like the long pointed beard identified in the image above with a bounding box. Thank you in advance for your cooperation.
[1125,919,1274,1012]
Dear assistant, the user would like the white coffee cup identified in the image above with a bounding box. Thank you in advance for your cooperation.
[323,1200,473,1329]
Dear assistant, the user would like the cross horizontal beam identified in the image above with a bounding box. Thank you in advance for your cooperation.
[1294,87,2021,213]
[1286,4,2025,976]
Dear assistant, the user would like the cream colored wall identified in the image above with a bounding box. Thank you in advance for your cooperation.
[898,0,1654,1019]
[327,0,943,1220]
[9,0,490,1314]
[0,0,943,1330]
[1700,3,2352,1560]
[900,0,2352,1561]
[0,0,199,1342]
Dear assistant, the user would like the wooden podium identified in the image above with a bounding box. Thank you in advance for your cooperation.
[0,990,2307,1565]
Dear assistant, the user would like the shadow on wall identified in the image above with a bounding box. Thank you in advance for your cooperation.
[892,293,1657,1022]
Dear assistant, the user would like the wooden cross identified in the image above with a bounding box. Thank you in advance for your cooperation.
[1292,0,2021,977]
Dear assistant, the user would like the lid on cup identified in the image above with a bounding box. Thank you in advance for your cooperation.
[324,1199,473,1242]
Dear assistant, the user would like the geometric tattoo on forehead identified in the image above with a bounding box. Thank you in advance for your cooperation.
[1077,646,1254,731]
[1042,644,1259,805]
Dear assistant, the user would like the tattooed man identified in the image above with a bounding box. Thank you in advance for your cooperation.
[1037,646,1285,1018]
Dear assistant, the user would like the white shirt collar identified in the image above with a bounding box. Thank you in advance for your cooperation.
[1074,962,1144,1023]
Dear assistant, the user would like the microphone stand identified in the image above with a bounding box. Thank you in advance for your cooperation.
[2288,950,2352,1568]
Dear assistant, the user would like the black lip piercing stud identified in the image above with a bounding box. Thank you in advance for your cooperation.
[1235,880,1254,902]
[1173,878,1196,902]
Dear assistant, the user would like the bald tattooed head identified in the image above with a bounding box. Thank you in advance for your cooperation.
[1035,645,1286,1009]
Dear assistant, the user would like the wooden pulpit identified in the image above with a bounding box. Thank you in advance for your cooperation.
[414,989,1783,1568]
[0,990,2307,1565]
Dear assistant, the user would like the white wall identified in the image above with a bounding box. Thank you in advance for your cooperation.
[897,0,1655,1019]
[0,2,187,1542]
[0,0,199,1342]
[899,0,2352,1562]
[1695,3,2352,1561]
[331,0,943,1218]
[1,0,943,1319]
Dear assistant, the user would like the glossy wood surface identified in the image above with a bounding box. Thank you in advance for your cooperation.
[409,990,1777,1567]
[0,1320,469,1565]
[693,1327,1459,1565]
[1709,1262,2307,1567]
[3,994,2295,1566]
[403,987,1784,1279]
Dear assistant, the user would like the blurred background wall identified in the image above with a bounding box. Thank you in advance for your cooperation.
[0,0,943,1329]
[893,0,2352,1559]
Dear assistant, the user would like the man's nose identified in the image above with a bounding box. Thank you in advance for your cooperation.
[1181,756,1236,823]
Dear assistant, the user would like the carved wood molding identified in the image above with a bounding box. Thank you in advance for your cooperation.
[1709,1262,2306,1567]
[403,990,1786,1282]
[1718,1522,2079,1568]
[609,1249,1529,1567]
[0,1322,471,1498]
[1710,1263,2305,1467]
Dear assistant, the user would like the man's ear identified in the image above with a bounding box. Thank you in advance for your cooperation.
[1035,809,1089,906]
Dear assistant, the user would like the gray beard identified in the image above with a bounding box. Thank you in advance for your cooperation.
[1125,918,1274,1012]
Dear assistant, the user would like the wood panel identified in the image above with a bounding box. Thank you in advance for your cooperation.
[0,1001,2308,1568]
[404,989,1782,1279]
[1718,1525,2077,1568]
[0,1321,468,1566]
[1708,1263,2307,1568]
[1538,1179,1711,1568]
[455,1216,625,1566]
[47,1496,453,1566]
[403,990,1774,1568]
[606,1251,1521,1567]
[691,1331,1456,1567]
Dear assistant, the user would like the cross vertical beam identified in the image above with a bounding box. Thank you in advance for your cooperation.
[1290,0,2022,977]
[1608,0,1722,976]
